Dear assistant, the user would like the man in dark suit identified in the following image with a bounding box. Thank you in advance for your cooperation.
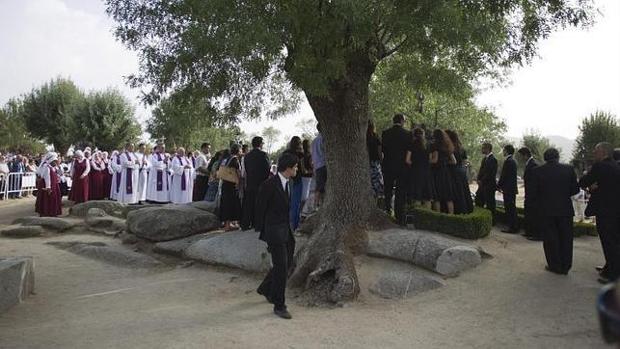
[579,142,620,284]
[518,147,541,240]
[255,153,298,319]
[240,137,270,230]
[381,113,412,224]
[475,142,498,223]
[530,148,579,275]
[497,144,518,233]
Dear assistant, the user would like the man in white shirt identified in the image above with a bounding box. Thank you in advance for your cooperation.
[170,147,194,204]
[193,142,210,201]
[117,143,140,204]
[146,144,170,203]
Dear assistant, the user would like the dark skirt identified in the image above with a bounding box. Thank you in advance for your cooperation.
[431,165,455,202]
[219,180,241,221]
[39,183,62,217]
[69,176,89,203]
[451,165,473,214]
[409,166,434,201]
[193,175,209,202]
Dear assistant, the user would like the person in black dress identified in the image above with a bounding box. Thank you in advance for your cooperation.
[430,129,457,214]
[405,127,433,209]
[367,120,384,199]
[446,130,473,214]
[219,144,242,231]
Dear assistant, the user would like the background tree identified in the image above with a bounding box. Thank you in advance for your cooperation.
[20,77,83,155]
[107,0,595,304]
[572,111,620,171]
[521,130,556,161]
[72,89,141,151]
[147,92,241,151]
[0,99,46,154]
[261,126,282,155]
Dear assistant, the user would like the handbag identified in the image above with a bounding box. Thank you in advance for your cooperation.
[216,158,239,184]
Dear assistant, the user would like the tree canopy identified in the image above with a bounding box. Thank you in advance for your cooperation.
[0,99,46,154]
[572,111,620,170]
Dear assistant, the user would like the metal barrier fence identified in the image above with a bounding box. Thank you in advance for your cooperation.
[0,172,37,200]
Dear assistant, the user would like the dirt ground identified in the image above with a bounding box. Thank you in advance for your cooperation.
[0,198,611,348]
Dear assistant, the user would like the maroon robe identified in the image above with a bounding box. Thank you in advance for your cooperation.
[39,165,62,217]
[89,161,106,200]
[102,161,112,199]
[69,159,89,203]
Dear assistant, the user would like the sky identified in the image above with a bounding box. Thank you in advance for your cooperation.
[1,0,619,147]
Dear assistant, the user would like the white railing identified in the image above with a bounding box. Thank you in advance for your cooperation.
[0,172,37,200]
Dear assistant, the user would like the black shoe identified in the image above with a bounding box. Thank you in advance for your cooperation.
[256,289,273,304]
[526,236,543,241]
[596,265,605,273]
[545,266,567,275]
[274,308,292,320]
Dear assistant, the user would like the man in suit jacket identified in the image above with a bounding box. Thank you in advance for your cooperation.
[475,142,498,223]
[240,137,270,230]
[579,142,620,283]
[497,144,519,233]
[518,147,541,240]
[530,148,579,275]
[381,113,412,224]
[255,153,298,319]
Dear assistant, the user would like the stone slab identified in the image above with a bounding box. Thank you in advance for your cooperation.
[12,216,79,232]
[369,270,444,299]
[0,225,45,238]
[0,257,35,314]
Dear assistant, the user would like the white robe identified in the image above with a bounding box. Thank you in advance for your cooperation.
[117,151,139,204]
[146,152,170,203]
[170,156,194,204]
[135,152,149,202]
[109,156,121,200]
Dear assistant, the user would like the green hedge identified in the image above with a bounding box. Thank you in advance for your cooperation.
[407,206,492,240]
[496,207,597,237]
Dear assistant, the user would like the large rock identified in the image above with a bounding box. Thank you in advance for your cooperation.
[121,203,167,218]
[70,200,125,218]
[185,230,271,272]
[369,271,444,299]
[189,201,217,214]
[47,241,163,268]
[0,225,45,238]
[368,229,482,277]
[127,205,219,242]
[12,216,79,232]
[153,232,221,257]
[0,257,35,314]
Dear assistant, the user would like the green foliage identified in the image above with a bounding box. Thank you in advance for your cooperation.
[408,206,492,240]
[521,130,555,160]
[20,77,83,154]
[261,126,282,155]
[572,111,620,171]
[106,0,595,116]
[73,89,141,151]
[147,92,242,151]
[0,100,46,154]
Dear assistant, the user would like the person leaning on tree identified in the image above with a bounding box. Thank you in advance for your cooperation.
[255,153,298,320]
[530,148,579,275]
[578,142,620,284]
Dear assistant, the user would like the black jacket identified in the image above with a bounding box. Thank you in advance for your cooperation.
[497,155,518,194]
[381,125,412,175]
[523,157,539,201]
[255,175,294,244]
[579,158,620,217]
[477,154,498,188]
[530,161,579,217]
[243,148,270,190]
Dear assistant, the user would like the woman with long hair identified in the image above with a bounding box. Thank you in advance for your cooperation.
[406,127,433,209]
[204,151,222,202]
[219,144,242,231]
[429,129,457,214]
[367,120,384,200]
[284,136,304,230]
[446,130,474,214]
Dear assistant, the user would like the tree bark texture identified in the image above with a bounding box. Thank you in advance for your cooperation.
[289,52,383,305]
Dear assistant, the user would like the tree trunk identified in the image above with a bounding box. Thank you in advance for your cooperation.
[289,53,390,305]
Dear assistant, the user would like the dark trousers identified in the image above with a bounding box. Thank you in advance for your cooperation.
[542,216,574,273]
[258,239,295,310]
[240,187,258,230]
[475,185,496,224]
[503,192,518,231]
[597,216,620,280]
[383,170,407,224]
[192,175,209,202]
[524,200,541,238]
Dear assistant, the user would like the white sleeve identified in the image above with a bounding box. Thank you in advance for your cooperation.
[121,154,133,169]
[82,160,91,177]
[171,158,184,175]
[151,155,165,170]
[42,166,51,189]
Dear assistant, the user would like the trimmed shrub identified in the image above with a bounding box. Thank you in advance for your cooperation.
[408,206,492,240]
[496,207,597,237]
